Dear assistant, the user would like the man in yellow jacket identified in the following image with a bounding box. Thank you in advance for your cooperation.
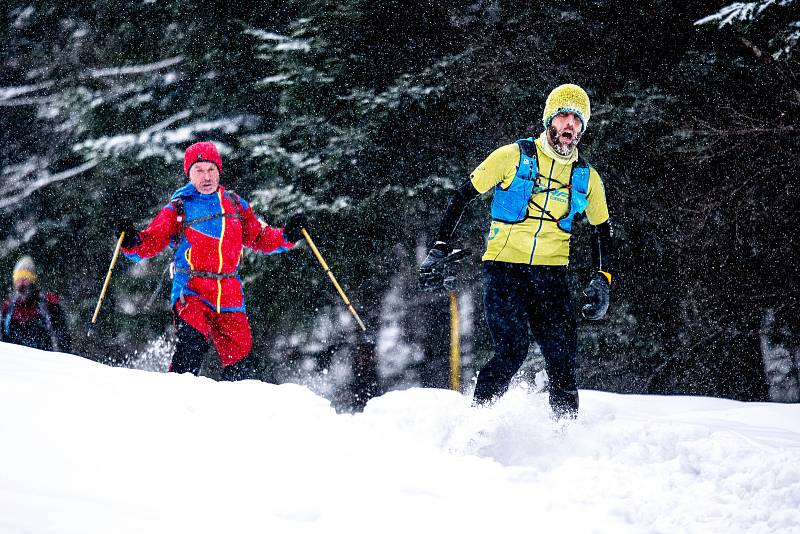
[420,84,612,419]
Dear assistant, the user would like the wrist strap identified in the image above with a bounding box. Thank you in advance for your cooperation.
[598,271,612,284]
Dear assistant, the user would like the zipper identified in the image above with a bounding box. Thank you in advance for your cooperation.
[216,191,226,313]
[529,160,555,264]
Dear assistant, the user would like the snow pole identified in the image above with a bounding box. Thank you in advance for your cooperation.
[449,291,461,391]
[300,227,367,332]
[88,233,125,336]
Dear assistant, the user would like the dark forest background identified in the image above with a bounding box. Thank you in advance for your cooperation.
[1,0,798,408]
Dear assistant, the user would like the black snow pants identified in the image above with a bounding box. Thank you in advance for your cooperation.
[171,318,255,381]
[473,261,579,418]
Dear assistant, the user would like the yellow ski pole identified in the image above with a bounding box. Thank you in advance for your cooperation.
[88,233,125,336]
[449,291,461,392]
[300,227,366,332]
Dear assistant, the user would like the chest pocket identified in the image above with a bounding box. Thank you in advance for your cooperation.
[490,140,539,224]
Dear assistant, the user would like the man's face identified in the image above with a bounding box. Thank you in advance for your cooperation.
[189,162,220,194]
[14,279,34,302]
[547,112,584,155]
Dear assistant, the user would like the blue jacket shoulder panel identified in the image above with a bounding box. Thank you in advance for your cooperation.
[171,183,198,202]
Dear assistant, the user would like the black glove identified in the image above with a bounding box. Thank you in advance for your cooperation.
[582,272,610,320]
[419,242,469,292]
[420,242,452,272]
[283,212,308,243]
[114,217,141,248]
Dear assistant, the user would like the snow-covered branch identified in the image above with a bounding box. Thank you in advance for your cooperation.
[0,159,97,211]
[244,28,311,52]
[695,1,794,27]
[73,113,247,161]
[87,56,184,78]
[0,82,56,107]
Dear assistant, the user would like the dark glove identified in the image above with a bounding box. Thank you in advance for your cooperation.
[582,272,611,320]
[420,242,452,272]
[114,217,141,248]
[283,212,308,243]
[419,242,462,292]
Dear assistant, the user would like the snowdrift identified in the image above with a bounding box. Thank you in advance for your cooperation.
[1,342,799,533]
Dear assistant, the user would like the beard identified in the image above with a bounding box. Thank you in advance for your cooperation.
[547,124,582,156]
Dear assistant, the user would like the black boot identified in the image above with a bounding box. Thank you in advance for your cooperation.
[550,389,579,420]
[220,355,256,382]
[170,320,209,376]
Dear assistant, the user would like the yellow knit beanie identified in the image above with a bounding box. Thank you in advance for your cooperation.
[542,84,591,129]
[12,255,38,286]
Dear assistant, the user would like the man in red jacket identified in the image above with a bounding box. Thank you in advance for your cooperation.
[117,141,306,380]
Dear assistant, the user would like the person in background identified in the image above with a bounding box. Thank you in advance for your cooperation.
[117,141,307,381]
[2,255,71,353]
[420,84,612,419]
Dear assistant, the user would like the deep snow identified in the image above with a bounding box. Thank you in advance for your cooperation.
[1,343,799,533]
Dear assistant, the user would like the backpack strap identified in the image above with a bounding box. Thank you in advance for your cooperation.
[225,191,245,216]
[180,191,245,231]
[169,198,186,249]
[3,299,14,337]
[524,154,588,225]
[168,192,246,278]
[184,212,241,226]
[172,268,239,280]
[517,138,538,160]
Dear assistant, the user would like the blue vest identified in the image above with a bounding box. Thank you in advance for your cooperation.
[490,138,590,232]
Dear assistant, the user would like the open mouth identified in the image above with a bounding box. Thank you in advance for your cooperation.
[559,131,574,142]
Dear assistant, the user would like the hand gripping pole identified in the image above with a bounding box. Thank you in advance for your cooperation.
[301,228,366,332]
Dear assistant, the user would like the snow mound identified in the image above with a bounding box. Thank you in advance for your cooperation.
[1,343,799,533]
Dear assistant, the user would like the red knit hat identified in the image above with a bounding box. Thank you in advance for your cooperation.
[184,141,222,176]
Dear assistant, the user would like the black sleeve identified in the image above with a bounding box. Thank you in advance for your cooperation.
[590,220,613,273]
[434,180,482,243]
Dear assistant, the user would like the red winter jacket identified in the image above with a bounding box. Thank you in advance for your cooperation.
[123,184,294,313]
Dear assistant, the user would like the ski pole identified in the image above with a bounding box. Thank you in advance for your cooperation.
[449,291,461,392]
[300,227,367,332]
[88,232,125,336]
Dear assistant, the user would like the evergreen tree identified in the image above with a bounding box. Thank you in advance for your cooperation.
[1,0,796,403]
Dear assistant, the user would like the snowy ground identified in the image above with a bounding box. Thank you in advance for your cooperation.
[1,344,799,534]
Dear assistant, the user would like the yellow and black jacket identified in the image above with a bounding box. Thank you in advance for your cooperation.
[434,132,610,268]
